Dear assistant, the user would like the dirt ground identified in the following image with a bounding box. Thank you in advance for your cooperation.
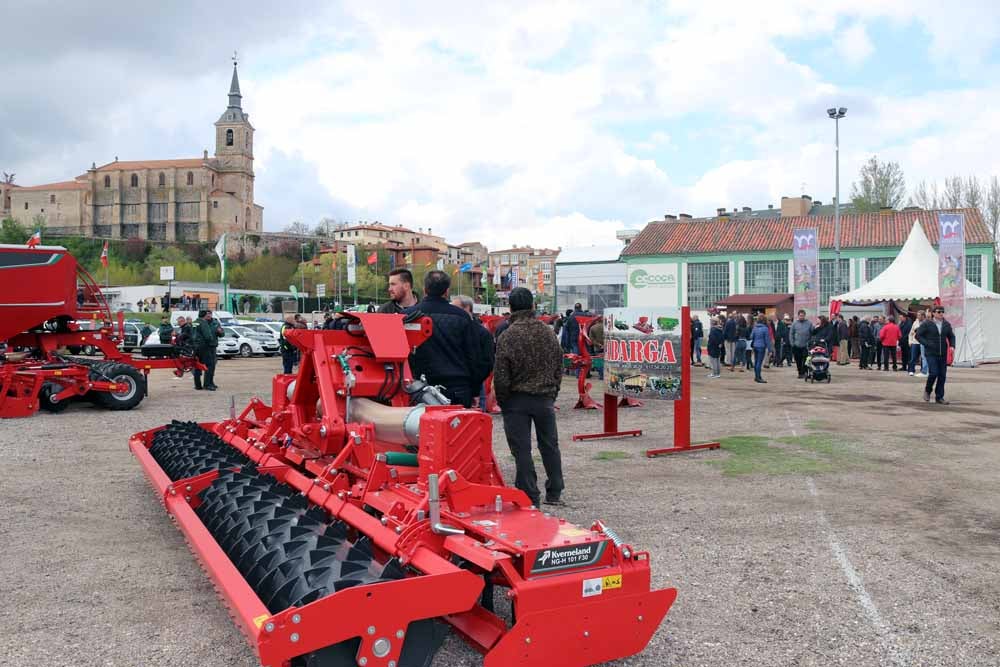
[1,355,998,666]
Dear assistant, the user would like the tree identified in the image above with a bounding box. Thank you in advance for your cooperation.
[964,176,984,212]
[986,176,1000,243]
[910,180,940,210]
[943,176,963,209]
[283,221,311,236]
[0,217,27,244]
[2,172,14,185]
[122,237,149,263]
[850,156,906,212]
[229,254,299,290]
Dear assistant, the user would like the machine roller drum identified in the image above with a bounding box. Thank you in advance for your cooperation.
[148,422,446,667]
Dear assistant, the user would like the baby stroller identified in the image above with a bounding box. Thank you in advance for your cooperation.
[804,339,831,383]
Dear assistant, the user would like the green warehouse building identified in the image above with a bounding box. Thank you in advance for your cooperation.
[620,197,993,315]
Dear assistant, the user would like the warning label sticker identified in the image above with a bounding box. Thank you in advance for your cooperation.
[582,577,603,597]
[558,526,591,538]
[602,574,622,590]
[530,541,607,574]
[252,614,270,629]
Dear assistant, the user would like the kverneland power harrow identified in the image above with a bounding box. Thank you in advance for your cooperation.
[0,243,201,418]
[130,313,676,666]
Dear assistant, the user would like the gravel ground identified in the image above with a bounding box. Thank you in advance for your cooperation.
[1,355,998,666]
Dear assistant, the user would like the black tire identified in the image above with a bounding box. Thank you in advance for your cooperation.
[94,363,145,411]
[83,344,96,356]
[39,383,71,413]
[240,343,253,358]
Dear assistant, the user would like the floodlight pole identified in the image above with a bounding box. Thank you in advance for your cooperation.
[828,107,847,297]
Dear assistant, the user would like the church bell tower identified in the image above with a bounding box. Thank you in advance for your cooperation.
[214,56,254,175]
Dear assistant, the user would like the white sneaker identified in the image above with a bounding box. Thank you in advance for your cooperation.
[908,371,914,376]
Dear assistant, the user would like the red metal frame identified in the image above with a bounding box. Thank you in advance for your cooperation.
[572,393,643,441]
[566,315,602,410]
[130,314,676,666]
[645,306,721,457]
[0,244,202,418]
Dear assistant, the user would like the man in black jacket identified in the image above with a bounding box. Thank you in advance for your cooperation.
[452,294,497,406]
[915,306,956,404]
[690,314,704,365]
[857,316,874,369]
[406,271,490,407]
[494,287,565,506]
[563,303,586,354]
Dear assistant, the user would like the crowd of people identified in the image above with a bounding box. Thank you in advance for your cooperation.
[693,306,956,403]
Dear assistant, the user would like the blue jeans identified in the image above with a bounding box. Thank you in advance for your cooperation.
[908,344,921,373]
[753,346,766,379]
[692,337,702,363]
[925,355,947,400]
[735,340,747,366]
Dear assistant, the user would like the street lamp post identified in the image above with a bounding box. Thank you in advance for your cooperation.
[827,107,847,297]
[299,242,307,312]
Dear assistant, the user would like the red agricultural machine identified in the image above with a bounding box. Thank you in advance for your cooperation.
[0,243,201,418]
[130,312,676,667]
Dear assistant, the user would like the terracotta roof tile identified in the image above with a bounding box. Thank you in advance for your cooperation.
[15,180,88,191]
[94,158,209,171]
[622,208,992,256]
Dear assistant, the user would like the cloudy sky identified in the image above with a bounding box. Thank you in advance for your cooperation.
[3,1,999,250]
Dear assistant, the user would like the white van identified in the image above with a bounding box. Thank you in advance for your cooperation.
[170,310,237,327]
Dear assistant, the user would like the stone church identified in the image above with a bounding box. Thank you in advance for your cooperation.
[1,62,263,242]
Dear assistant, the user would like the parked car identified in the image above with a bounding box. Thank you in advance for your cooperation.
[217,335,240,357]
[118,321,144,351]
[223,326,277,357]
[67,320,102,355]
[238,321,281,343]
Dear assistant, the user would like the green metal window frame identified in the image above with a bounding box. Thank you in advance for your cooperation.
[820,258,850,304]
[744,259,788,294]
[865,257,893,282]
[687,262,729,309]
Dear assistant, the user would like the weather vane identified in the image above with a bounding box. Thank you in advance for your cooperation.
[232,50,238,66]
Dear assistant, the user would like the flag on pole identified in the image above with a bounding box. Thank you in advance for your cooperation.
[26,230,41,248]
[459,262,473,273]
[367,251,378,266]
[510,265,519,287]
[537,269,544,293]
[389,253,396,270]
[436,258,444,271]
[100,241,109,268]
[213,233,227,282]
[481,271,487,288]
[493,265,502,286]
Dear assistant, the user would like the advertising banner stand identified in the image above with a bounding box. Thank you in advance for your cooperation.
[569,306,717,452]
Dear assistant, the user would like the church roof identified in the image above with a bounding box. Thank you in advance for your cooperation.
[93,158,213,172]
[16,180,88,191]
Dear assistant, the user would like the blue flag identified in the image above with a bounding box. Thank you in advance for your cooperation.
[459,262,473,273]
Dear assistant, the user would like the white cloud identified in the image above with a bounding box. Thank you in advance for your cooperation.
[835,24,875,66]
[6,2,1000,249]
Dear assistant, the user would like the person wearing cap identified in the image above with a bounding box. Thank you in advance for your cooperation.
[493,287,565,507]
[915,306,955,404]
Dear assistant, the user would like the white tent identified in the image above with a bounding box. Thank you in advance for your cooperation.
[833,221,1000,366]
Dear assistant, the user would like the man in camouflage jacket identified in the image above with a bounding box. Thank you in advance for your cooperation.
[493,287,565,507]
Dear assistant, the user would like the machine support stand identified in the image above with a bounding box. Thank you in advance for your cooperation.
[572,392,642,441]
[645,306,720,457]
